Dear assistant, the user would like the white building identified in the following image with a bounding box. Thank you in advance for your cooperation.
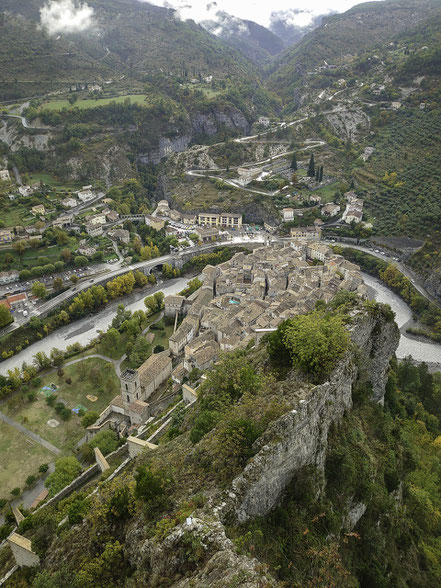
[86,223,103,237]
[237,167,262,187]
[18,186,33,197]
[0,169,10,181]
[282,208,294,221]
[77,188,94,202]
[61,197,78,209]
[89,213,106,226]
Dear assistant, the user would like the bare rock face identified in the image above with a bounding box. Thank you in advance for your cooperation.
[226,309,399,523]
[325,107,370,140]
[420,271,441,305]
[125,515,280,587]
[138,108,250,165]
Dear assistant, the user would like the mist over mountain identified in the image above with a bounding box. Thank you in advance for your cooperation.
[269,9,330,45]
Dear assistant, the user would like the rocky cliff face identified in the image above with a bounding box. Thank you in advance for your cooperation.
[225,309,399,523]
[138,109,250,165]
[125,515,280,588]
[420,271,441,305]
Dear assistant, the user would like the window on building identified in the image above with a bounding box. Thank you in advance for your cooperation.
[127,395,129,401]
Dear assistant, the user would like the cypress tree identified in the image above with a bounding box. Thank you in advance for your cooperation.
[290,153,298,171]
[319,166,324,182]
[315,168,320,182]
[307,153,315,177]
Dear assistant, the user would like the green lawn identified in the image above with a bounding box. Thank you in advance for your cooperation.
[152,323,174,350]
[27,173,82,188]
[3,359,120,452]
[311,181,339,204]
[2,203,36,228]
[40,94,148,112]
[0,422,53,498]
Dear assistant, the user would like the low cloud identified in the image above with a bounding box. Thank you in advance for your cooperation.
[39,0,95,36]
[270,8,332,29]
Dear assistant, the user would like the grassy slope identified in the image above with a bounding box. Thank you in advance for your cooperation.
[0,421,53,497]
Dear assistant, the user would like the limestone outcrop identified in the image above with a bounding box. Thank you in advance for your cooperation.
[226,308,399,523]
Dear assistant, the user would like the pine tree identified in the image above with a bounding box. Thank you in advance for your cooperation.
[290,153,298,171]
[307,153,315,178]
[319,166,324,182]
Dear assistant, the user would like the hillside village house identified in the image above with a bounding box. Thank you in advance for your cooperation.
[307,242,331,262]
[52,214,73,229]
[0,229,13,243]
[322,203,341,217]
[282,208,294,221]
[258,116,270,127]
[31,205,45,216]
[182,213,197,225]
[18,186,33,197]
[0,169,10,181]
[104,209,119,223]
[145,215,166,231]
[237,167,262,186]
[108,228,130,244]
[164,295,185,317]
[197,212,242,230]
[290,226,322,240]
[120,353,172,424]
[343,196,364,224]
[264,221,277,233]
[77,244,97,257]
[194,226,221,243]
[86,223,103,237]
[61,197,78,209]
[88,213,106,226]
[77,187,94,202]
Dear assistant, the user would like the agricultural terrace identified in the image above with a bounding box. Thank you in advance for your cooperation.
[38,94,149,112]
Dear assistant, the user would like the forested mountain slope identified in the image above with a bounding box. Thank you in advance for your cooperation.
[267,0,441,103]
[0,0,259,101]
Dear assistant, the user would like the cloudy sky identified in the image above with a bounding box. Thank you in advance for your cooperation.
[145,0,382,28]
[39,0,383,36]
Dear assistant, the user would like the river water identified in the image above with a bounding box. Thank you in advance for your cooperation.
[0,277,189,376]
[362,273,441,365]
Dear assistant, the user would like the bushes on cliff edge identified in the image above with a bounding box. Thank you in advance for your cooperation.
[267,310,350,381]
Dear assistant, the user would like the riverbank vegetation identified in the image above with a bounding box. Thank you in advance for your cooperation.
[0,270,153,362]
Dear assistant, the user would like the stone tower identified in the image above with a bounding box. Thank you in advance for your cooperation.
[120,368,141,410]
